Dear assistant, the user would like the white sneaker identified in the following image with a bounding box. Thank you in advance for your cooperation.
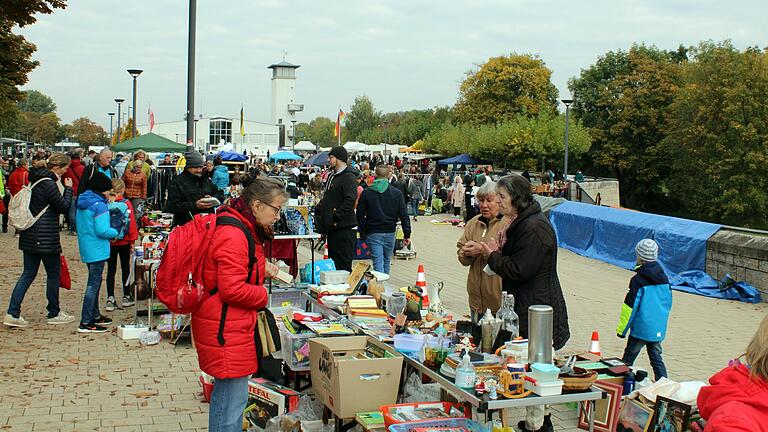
[105,297,116,312]
[47,311,76,325]
[3,314,29,328]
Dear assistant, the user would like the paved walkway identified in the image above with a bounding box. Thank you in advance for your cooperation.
[0,218,765,431]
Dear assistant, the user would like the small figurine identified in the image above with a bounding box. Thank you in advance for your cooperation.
[405,286,424,324]
[474,377,486,394]
[487,379,498,400]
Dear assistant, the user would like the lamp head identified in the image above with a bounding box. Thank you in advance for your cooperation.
[127,69,143,78]
[115,98,124,104]
[108,112,115,116]
[561,99,574,106]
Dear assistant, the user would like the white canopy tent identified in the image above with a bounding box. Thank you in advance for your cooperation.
[343,141,367,152]
[294,140,316,151]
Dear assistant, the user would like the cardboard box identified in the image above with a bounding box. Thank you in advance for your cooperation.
[244,378,300,428]
[309,336,403,419]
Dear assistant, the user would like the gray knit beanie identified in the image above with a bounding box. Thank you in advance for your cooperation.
[635,239,659,262]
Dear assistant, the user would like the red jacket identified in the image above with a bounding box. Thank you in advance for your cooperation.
[63,158,85,194]
[191,207,268,379]
[8,166,30,196]
[697,363,768,432]
[111,198,139,247]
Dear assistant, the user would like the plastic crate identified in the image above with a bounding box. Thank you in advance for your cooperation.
[269,288,307,309]
[380,401,470,428]
[388,418,488,432]
[278,322,315,371]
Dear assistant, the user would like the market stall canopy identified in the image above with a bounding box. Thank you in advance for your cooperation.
[294,141,316,151]
[305,151,329,166]
[215,150,247,162]
[405,153,443,161]
[112,133,188,153]
[343,141,367,152]
[437,153,488,165]
[269,151,302,161]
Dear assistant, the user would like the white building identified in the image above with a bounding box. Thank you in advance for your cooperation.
[137,117,280,156]
[269,60,303,147]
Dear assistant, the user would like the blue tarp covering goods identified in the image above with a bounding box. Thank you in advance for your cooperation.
[548,201,760,302]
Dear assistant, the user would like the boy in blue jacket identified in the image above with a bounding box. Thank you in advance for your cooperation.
[76,173,119,333]
[616,239,673,381]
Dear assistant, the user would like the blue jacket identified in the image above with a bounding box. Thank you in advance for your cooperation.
[617,261,673,342]
[76,190,119,263]
[211,165,230,194]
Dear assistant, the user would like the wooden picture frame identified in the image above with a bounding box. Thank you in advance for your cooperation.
[578,379,622,432]
[616,398,653,432]
[646,396,691,432]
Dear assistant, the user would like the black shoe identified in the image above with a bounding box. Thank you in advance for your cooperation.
[78,323,108,333]
[94,315,113,325]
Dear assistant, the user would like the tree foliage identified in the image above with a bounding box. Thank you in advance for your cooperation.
[454,53,558,125]
[19,111,63,144]
[295,117,338,149]
[0,1,66,125]
[568,45,684,209]
[344,95,381,141]
[115,118,139,144]
[65,117,107,147]
[17,89,56,113]
[422,113,591,170]
[664,42,768,228]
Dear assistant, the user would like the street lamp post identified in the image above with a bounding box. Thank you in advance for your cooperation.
[108,112,115,141]
[127,69,143,139]
[561,99,574,179]
[291,120,297,151]
[185,0,197,149]
[383,120,389,161]
[114,99,124,139]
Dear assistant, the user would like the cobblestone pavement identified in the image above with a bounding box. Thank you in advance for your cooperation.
[0,217,765,431]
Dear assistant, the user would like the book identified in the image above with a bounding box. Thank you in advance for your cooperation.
[355,412,384,429]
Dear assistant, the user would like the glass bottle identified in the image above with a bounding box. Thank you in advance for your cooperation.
[498,294,519,339]
[454,351,476,390]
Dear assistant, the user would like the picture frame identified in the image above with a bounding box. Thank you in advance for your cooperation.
[646,396,691,432]
[600,357,627,368]
[578,380,623,432]
[616,398,653,432]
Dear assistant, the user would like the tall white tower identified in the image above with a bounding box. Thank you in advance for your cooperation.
[269,60,303,148]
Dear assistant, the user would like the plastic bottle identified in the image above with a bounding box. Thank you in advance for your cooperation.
[454,351,476,390]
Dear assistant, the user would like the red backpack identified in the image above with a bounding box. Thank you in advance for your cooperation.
[155,210,255,314]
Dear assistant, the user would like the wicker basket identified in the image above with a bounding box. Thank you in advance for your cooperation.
[560,367,598,391]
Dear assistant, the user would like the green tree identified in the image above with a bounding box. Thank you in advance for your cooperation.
[454,53,558,125]
[17,89,56,113]
[664,42,768,228]
[19,111,62,143]
[0,1,67,125]
[568,45,683,209]
[66,117,107,147]
[115,118,139,144]
[345,95,381,141]
[296,117,338,148]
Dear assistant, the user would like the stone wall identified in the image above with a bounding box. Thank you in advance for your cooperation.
[706,230,768,301]
[571,180,621,208]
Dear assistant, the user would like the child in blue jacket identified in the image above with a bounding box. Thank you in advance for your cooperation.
[616,239,673,381]
[76,173,119,333]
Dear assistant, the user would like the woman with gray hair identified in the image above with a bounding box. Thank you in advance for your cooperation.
[456,181,505,315]
[475,174,570,432]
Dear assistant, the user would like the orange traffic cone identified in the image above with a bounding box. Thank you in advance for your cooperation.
[415,264,429,307]
[323,243,329,260]
[588,331,602,356]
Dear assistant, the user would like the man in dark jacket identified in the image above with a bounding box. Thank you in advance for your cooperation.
[166,151,222,227]
[78,148,118,195]
[356,165,411,274]
[317,146,358,271]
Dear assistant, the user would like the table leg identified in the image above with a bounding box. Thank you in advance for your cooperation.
[588,399,595,432]
[310,238,316,283]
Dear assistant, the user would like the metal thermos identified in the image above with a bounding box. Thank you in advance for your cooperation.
[528,305,554,364]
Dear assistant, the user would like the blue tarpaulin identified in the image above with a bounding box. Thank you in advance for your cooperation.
[215,151,247,162]
[670,271,761,303]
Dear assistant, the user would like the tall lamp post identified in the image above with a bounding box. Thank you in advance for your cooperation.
[114,99,124,139]
[127,69,143,139]
[185,0,197,149]
[561,99,574,179]
[108,112,115,141]
[290,120,297,151]
[382,120,389,160]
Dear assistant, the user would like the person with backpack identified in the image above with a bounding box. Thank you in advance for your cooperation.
[4,155,75,328]
[105,179,138,312]
[190,177,285,432]
[75,173,119,333]
[63,148,85,235]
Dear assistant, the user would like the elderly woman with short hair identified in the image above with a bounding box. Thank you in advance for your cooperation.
[456,181,505,316]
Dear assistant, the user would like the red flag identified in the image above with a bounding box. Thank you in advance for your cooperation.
[334,109,345,137]
[148,108,156,132]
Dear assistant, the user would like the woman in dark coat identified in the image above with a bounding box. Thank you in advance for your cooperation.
[4,154,75,328]
[476,174,569,432]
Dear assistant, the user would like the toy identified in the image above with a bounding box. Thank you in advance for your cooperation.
[487,379,498,399]
[404,285,424,324]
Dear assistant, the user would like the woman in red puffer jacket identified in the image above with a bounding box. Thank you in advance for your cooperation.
[697,314,768,431]
[192,176,287,432]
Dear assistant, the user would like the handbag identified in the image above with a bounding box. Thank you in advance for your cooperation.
[60,255,71,290]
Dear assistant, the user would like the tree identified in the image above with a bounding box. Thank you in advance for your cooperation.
[454,53,558,125]
[568,45,683,209]
[17,89,56,113]
[664,42,768,228]
[0,1,66,124]
[345,95,381,141]
[296,117,338,148]
[116,118,139,143]
[66,117,107,147]
[19,111,62,143]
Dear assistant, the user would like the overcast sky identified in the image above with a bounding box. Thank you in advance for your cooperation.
[19,0,767,130]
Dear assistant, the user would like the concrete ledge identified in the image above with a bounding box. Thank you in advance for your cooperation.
[707,230,768,301]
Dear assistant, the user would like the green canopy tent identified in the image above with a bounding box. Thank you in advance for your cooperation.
[111,133,188,153]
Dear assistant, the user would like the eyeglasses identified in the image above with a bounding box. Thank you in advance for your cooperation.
[262,202,282,214]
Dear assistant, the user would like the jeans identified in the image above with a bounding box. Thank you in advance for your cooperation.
[410,197,421,218]
[81,260,106,324]
[366,232,395,274]
[208,375,250,432]
[622,336,668,381]
[7,251,61,319]
[106,244,131,298]
[68,196,77,233]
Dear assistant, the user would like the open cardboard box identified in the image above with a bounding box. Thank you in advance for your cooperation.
[309,336,403,419]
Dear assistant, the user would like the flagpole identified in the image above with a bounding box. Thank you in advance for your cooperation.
[338,107,341,147]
